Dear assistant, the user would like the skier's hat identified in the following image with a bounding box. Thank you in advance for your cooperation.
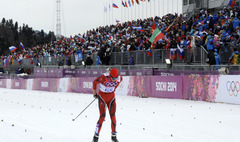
[110,68,119,79]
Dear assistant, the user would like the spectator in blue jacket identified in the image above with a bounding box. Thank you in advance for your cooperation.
[233,17,240,29]
[214,49,221,69]
[129,55,135,65]
[96,56,102,66]
[206,35,215,51]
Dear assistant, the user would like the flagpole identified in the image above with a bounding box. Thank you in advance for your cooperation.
[167,0,169,14]
[154,0,156,17]
[177,0,178,14]
[165,17,178,31]
[121,2,122,23]
[131,2,132,21]
[103,2,105,26]
[149,1,151,18]
[163,0,165,16]
[125,2,126,22]
[129,4,130,21]
[159,0,160,17]
[112,0,113,25]
[135,2,136,21]
[109,1,110,26]
[125,4,126,22]
[139,2,140,20]
[142,1,144,19]
[152,0,154,17]
[146,1,147,18]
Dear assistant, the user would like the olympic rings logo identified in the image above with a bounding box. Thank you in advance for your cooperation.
[226,81,240,97]
[106,82,117,87]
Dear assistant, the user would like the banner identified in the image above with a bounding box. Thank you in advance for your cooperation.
[216,75,240,104]
[150,76,183,99]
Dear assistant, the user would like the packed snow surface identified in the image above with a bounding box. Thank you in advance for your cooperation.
[0,88,240,142]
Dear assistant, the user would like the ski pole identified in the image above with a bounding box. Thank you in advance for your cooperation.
[72,98,97,121]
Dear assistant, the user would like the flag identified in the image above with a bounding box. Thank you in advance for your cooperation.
[19,43,25,50]
[73,46,77,51]
[77,52,83,61]
[128,0,131,7]
[151,21,156,34]
[9,46,17,53]
[147,48,152,56]
[228,0,235,7]
[104,6,107,12]
[116,19,120,23]
[18,59,23,65]
[177,44,185,60]
[125,1,128,8]
[30,58,33,65]
[132,25,144,32]
[4,59,8,68]
[136,0,139,4]
[113,3,119,8]
[11,58,14,65]
[122,0,125,7]
[4,56,11,68]
[149,28,165,46]
[170,48,177,60]
[132,0,134,6]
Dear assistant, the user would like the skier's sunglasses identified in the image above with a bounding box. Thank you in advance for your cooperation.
[110,75,118,80]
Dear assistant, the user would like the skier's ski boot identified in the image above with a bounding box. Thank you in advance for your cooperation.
[92,134,99,142]
[111,133,119,142]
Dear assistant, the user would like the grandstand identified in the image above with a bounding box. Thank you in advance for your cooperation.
[183,0,240,17]
[0,0,240,78]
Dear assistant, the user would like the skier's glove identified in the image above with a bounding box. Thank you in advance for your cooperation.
[93,94,98,99]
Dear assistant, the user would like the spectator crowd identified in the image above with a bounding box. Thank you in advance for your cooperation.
[1,5,240,70]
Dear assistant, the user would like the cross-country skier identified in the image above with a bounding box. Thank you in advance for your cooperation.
[92,68,122,142]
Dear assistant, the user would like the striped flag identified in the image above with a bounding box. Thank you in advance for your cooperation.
[147,48,152,56]
[113,3,119,8]
[132,25,144,32]
[177,44,185,60]
[4,56,11,68]
[122,0,125,7]
[228,0,235,7]
[151,21,156,34]
[9,46,17,53]
[170,48,177,60]
[18,59,23,65]
[19,42,25,50]
[128,0,131,7]
[104,6,107,12]
[149,28,165,45]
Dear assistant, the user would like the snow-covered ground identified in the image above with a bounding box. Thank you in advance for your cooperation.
[0,88,240,142]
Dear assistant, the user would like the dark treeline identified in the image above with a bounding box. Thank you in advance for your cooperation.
[0,18,56,55]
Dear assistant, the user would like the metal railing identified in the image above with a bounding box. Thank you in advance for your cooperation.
[0,46,238,75]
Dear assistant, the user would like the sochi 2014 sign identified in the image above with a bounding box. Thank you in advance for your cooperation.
[150,76,183,99]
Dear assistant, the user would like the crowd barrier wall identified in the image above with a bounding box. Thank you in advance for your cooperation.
[0,75,239,105]
[34,68,153,78]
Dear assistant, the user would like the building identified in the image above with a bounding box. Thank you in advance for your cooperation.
[183,0,239,16]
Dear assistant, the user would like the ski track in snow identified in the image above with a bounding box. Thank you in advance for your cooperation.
[0,88,240,142]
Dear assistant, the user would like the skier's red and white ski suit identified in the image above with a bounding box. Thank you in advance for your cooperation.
[93,73,122,135]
